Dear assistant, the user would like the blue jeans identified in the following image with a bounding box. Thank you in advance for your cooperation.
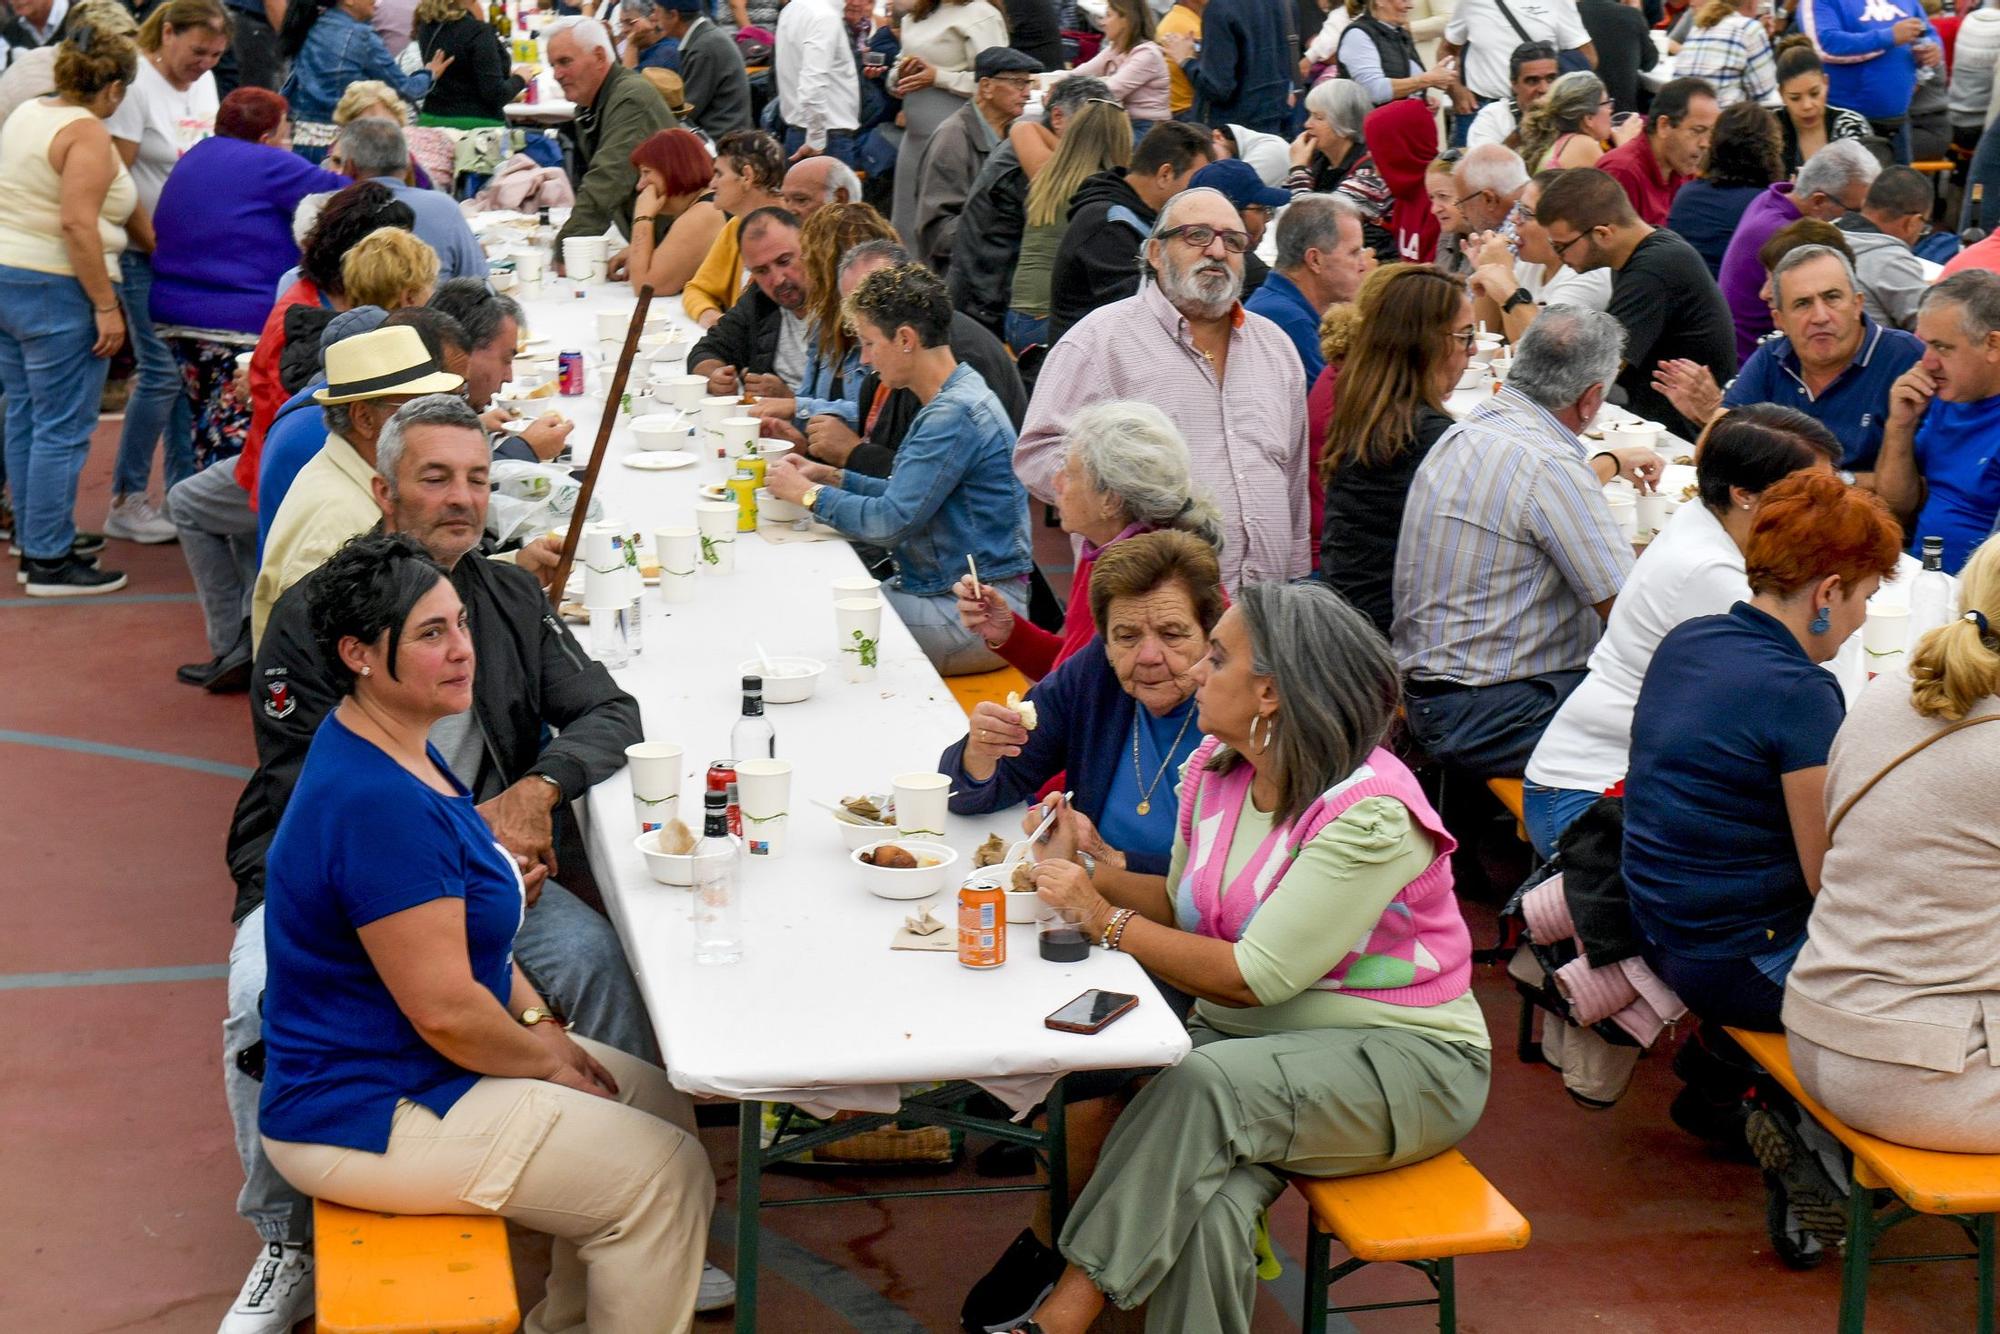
[1450,98,1492,148]
[1403,669,1587,781]
[113,249,195,497]
[0,264,113,560]
[1522,783,1604,860]
[1004,310,1049,355]
[887,572,1028,676]
[782,126,859,167]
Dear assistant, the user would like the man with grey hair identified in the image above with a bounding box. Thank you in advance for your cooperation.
[429,278,575,462]
[1453,143,1530,236]
[549,15,677,258]
[1393,305,1661,778]
[912,45,1042,273]
[617,0,750,135]
[1719,139,1881,358]
[949,73,1112,337]
[1244,193,1369,380]
[1017,185,1310,593]
[1653,244,1924,475]
[1875,271,2000,572]
[336,118,488,282]
[778,153,862,220]
[224,392,739,1326]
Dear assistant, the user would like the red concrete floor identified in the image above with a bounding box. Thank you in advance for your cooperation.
[1,424,1980,1332]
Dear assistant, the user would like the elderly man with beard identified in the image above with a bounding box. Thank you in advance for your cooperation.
[216,395,738,1332]
[686,207,811,398]
[1015,187,1310,594]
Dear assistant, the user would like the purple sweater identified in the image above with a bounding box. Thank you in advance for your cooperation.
[1715,182,1801,363]
[150,137,351,336]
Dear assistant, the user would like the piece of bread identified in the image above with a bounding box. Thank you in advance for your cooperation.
[1006,691,1038,731]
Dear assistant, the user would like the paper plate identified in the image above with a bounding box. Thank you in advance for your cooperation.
[625,450,698,471]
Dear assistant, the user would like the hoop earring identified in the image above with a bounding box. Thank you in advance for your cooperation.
[1809,606,1831,635]
[1249,713,1275,754]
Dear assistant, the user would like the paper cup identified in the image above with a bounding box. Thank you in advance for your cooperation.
[1634,491,1669,543]
[892,771,951,840]
[595,309,629,342]
[512,249,544,282]
[718,415,762,461]
[735,758,792,856]
[834,597,882,682]
[626,741,683,833]
[1863,604,1910,672]
[831,575,881,603]
[697,396,740,458]
[651,373,707,412]
[1604,492,1637,545]
[655,526,698,603]
[581,524,627,608]
[694,502,738,575]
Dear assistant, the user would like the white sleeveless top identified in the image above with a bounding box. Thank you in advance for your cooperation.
[0,98,137,279]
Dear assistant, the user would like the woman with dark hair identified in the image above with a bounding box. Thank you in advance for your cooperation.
[621,128,722,297]
[1002,580,1489,1334]
[258,530,716,1333]
[279,0,450,160]
[1071,0,1169,135]
[766,262,1033,674]
[681,128,784,327]
[1317,265,1471,637]
[1667,100,1784,278]
[153,87,348,473]
[1774,39,1873,176]
[1524,406,1843,855]
[413,0,523,125]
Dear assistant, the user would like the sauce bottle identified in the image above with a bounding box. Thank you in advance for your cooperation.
[958,869,1006,969]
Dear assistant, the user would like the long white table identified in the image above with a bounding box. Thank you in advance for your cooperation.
[507,257,1191,1330]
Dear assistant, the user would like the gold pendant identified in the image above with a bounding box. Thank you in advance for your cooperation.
[1136,800,1151,816]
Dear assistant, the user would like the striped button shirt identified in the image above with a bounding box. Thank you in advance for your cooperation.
[1391,387,1631,686]
[1672,14,1780,108]
[1014,280,1312,593]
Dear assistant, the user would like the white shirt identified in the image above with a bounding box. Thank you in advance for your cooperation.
[1519,256,1613,311]
[1525,500,1747,792]
[1444,0,1589,99]
[104,56,217,213]
[775,0,860,146]
[1467,97,1516,148]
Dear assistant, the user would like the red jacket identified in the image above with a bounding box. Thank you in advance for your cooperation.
[1364,99,1440,263]
[236,278,330,504]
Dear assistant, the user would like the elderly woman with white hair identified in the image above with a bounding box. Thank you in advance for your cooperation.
[1285,77,1375,193]
[998,581,1490,1334]
[956,399,1223,681]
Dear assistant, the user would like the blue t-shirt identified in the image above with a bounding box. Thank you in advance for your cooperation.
[1911,393,2000,573]
[1096,695,1201,858]
[1623,602,1844,960]
[260,712,523,1152]
[1721,317,1923,471]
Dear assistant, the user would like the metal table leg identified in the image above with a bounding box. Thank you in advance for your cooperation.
[736,1100,763,1334]
[1046,1078,1069,1242]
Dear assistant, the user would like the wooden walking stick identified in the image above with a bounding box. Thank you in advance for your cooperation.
[547,283,655,606]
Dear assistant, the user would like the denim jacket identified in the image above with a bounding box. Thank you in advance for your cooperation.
[283,10,435,122]
[811,362,1032,597]
[794,329,862,426]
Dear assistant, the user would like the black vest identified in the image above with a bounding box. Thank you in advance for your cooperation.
[1335,13,1421,87]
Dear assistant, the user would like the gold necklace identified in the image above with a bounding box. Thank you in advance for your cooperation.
[1131,704,1196,816]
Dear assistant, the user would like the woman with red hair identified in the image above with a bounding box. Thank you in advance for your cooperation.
[151,86,347,468]
[618,128,725,297]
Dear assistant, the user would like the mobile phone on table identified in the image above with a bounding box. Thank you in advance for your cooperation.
[1045,989,1139,1035]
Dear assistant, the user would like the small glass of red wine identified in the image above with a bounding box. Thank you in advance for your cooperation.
[1038,905,1091,962]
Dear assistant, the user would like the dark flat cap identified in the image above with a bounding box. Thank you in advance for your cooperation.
[975,47,1045,79]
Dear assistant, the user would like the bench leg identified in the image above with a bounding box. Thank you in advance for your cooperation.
[1046,1079,1070,1241]
[1979,1212,1996,1334]
[1435,1257,1457,1334]
[1838,1178,1873,1334]
[736,1102,762,1334]
[1301,1222,1330,1334]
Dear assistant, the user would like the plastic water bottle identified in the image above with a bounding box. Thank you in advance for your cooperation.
[730,675,776,762]
[692,789,742,965]
[1908,536,1957,644]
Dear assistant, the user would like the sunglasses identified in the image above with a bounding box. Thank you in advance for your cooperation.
[1158,224,1252,254]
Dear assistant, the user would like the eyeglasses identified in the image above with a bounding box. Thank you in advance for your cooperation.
[1548,228,1590,259]
[1158,224,1252,254]
[1450,328,1478,350]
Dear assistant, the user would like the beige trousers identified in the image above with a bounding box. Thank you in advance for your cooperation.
[265,1037,714,1334]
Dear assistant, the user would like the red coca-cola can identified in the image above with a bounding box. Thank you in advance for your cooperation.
[706,761,740,837]
[558,349,586,397]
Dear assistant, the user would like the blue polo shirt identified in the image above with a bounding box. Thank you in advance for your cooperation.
[1623,602,1844,960]
[1242,270,1325,383]
[1913,393,2000,573]
[638,36,681,71]
[1722,316,1923,471]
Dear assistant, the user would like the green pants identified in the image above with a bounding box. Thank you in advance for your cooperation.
[1058,1021,1491,1333]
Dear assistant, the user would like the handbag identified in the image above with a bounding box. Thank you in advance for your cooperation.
[1488,0,1592,76]
[1825,713,2000,839]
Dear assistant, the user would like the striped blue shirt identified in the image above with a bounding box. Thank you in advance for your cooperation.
[1391,386,1632,686]
[1673,13,1779,107]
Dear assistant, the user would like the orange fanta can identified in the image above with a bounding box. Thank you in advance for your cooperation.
[957,870,1006,968]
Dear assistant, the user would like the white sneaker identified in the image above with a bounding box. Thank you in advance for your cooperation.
[218,1242,314,1334]
[696,1261,736,1312]
[103,494,179,544]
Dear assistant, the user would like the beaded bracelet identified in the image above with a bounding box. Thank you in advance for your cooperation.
[1099,907,1134,952]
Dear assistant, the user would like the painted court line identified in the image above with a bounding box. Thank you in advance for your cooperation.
[0,729,253,780]
[0,592,199,608]
[0,964,228,990]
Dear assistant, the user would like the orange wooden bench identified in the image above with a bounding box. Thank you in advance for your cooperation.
[1291,1148,1529,1332]
[314,1199,519,1334]
[945,665,1031,718]
[1727,1028,2000,1334]
[1485,778,1526,843]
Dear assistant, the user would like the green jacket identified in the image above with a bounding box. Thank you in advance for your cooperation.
[558,63,675,250]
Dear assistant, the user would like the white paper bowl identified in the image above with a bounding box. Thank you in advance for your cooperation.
[851,839,959,900]
[832,806,892,850]
[630,413,689,450]
[756,488,807,524]
[633,828,718,886]
[999,860,1041,923]
[737,656,825,703]
[1456,366,1486,391]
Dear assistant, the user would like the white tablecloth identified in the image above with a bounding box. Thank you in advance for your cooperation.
[509,272,1193,1118]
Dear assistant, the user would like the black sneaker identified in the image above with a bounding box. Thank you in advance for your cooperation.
[22,553,127,598]
[961,1229,1063,1334]
[1748,1107,1848,1247]
[1763,1173,1829,1270]
[13,535,104,580]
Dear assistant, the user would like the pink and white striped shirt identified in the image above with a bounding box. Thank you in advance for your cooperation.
[1013,281,1312,593]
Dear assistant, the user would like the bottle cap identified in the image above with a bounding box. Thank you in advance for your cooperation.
[704,788,726,808]
[742,674,762,692]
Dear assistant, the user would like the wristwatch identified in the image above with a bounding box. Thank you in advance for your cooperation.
[1500,287,1533,314]
[518,1006,566,1028]
[801,483,824,512]
[529,772,563,802]
[1076,849,1098,881]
